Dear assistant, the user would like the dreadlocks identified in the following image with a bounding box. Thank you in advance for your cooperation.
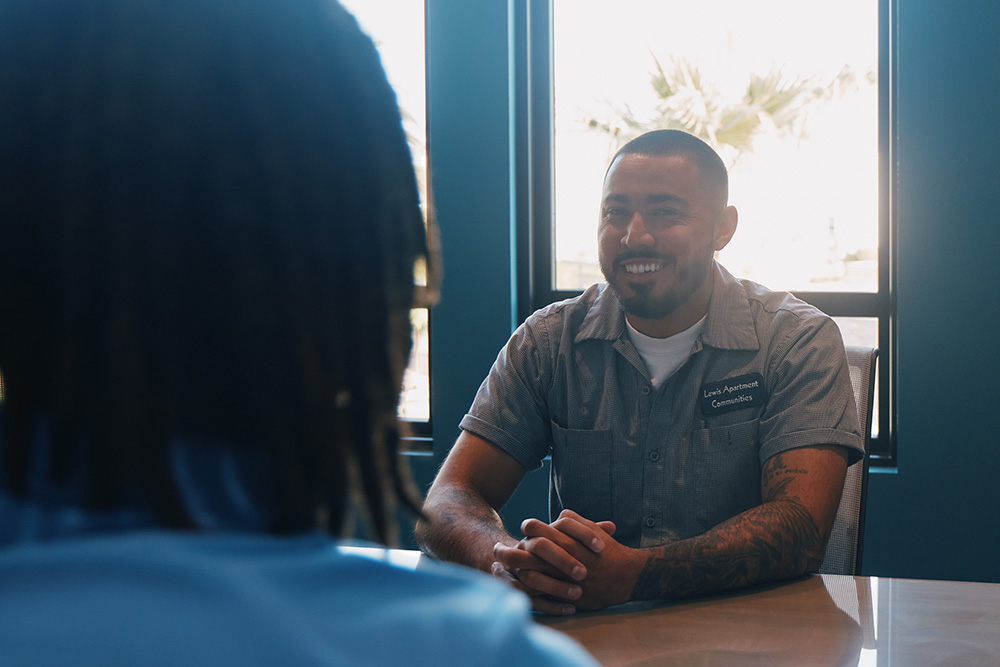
[0,0,430,542]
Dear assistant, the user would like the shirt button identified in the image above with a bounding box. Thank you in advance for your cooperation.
[645,516,656,528]
[649,450,660,462]
[640,386,651,395]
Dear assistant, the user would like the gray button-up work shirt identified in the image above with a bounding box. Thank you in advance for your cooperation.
[460,263,864,549]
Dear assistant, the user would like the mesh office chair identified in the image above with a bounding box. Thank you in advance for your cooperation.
[818,345,878,575]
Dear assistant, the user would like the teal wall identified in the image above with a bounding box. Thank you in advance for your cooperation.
[408,0,550,546]
[416,0,1000,583]
[861,0,1000,582]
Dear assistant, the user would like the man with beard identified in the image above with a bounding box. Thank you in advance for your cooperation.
[416,130,864,614]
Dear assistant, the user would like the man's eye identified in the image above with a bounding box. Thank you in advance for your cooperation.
[651,208,680,219]
[603,209,630,224]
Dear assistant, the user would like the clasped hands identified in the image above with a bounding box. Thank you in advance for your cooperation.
[491,509,643,615]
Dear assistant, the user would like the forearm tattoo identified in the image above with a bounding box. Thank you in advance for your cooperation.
[632,453,823,601]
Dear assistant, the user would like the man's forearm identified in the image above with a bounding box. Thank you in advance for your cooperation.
[631,498,825,601]
[414,484,518,572]
[555,447,845,611]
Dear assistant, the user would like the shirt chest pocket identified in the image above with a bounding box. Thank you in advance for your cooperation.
[687,418,761,529]
[550,422,613,521]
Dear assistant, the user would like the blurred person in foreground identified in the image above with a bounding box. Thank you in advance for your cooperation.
[0,0,596,664]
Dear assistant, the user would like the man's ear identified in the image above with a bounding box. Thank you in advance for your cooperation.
[713,205,738,251]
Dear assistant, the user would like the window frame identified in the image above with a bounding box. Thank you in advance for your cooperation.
[513,0,897,465]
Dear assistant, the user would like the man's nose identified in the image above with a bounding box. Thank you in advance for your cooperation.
[622,213,654,248]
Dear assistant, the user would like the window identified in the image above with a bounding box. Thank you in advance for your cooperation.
[340,0,432,444]
[516,0,895,462]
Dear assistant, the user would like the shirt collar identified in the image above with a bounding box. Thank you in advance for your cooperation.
[700,261,760,352]
[575,262,760,352]
[575,283,625,343]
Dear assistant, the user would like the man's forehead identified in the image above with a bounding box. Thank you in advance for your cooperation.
[602,153,702,196]
[602,192,688,205]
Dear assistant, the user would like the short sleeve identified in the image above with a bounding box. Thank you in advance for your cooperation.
[757,315,865,464]
[459,315,556,471]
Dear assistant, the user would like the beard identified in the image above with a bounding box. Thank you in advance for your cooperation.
[600,252,714,320]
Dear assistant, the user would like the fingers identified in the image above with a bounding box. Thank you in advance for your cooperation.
[514,561,584,599]
[490,561,577,616]
[548,512,608,554]
[517,528,588,578]
[522,510,610,554]
[493,542,584,595]
[489,511,618,616]
[494,539,574,580]
[528,596,577,616]
[515,526,593,589]
[596,520,617,536]
[490,560,528,591]
[490,559,581,600]
[559,510,617,537]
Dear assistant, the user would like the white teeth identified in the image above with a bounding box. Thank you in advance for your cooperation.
[624,263,663,274]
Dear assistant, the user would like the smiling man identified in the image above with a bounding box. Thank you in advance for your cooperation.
[598,141,736,337]
[416,130,864,614]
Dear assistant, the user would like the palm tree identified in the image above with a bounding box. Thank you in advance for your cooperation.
[585,54,863,167]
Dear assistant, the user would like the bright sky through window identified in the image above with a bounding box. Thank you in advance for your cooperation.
[340,0,429,422]
[553,0,878,295]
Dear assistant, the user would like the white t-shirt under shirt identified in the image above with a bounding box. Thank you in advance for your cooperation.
[626,316,706,388]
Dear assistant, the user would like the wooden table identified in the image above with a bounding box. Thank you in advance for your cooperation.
[337,548,999,665]
[538,574,1000,666]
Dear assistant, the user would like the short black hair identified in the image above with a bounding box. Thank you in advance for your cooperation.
[0,0,429,542]
[609,130,730,208]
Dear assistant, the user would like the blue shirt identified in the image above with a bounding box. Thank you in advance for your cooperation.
[0,413,598,666]
[0,531,598,666]
[0,410,276,544]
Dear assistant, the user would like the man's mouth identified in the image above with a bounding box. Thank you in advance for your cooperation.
[623,261,665,275]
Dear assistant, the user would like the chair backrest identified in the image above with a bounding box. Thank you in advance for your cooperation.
[818,345,878,575]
